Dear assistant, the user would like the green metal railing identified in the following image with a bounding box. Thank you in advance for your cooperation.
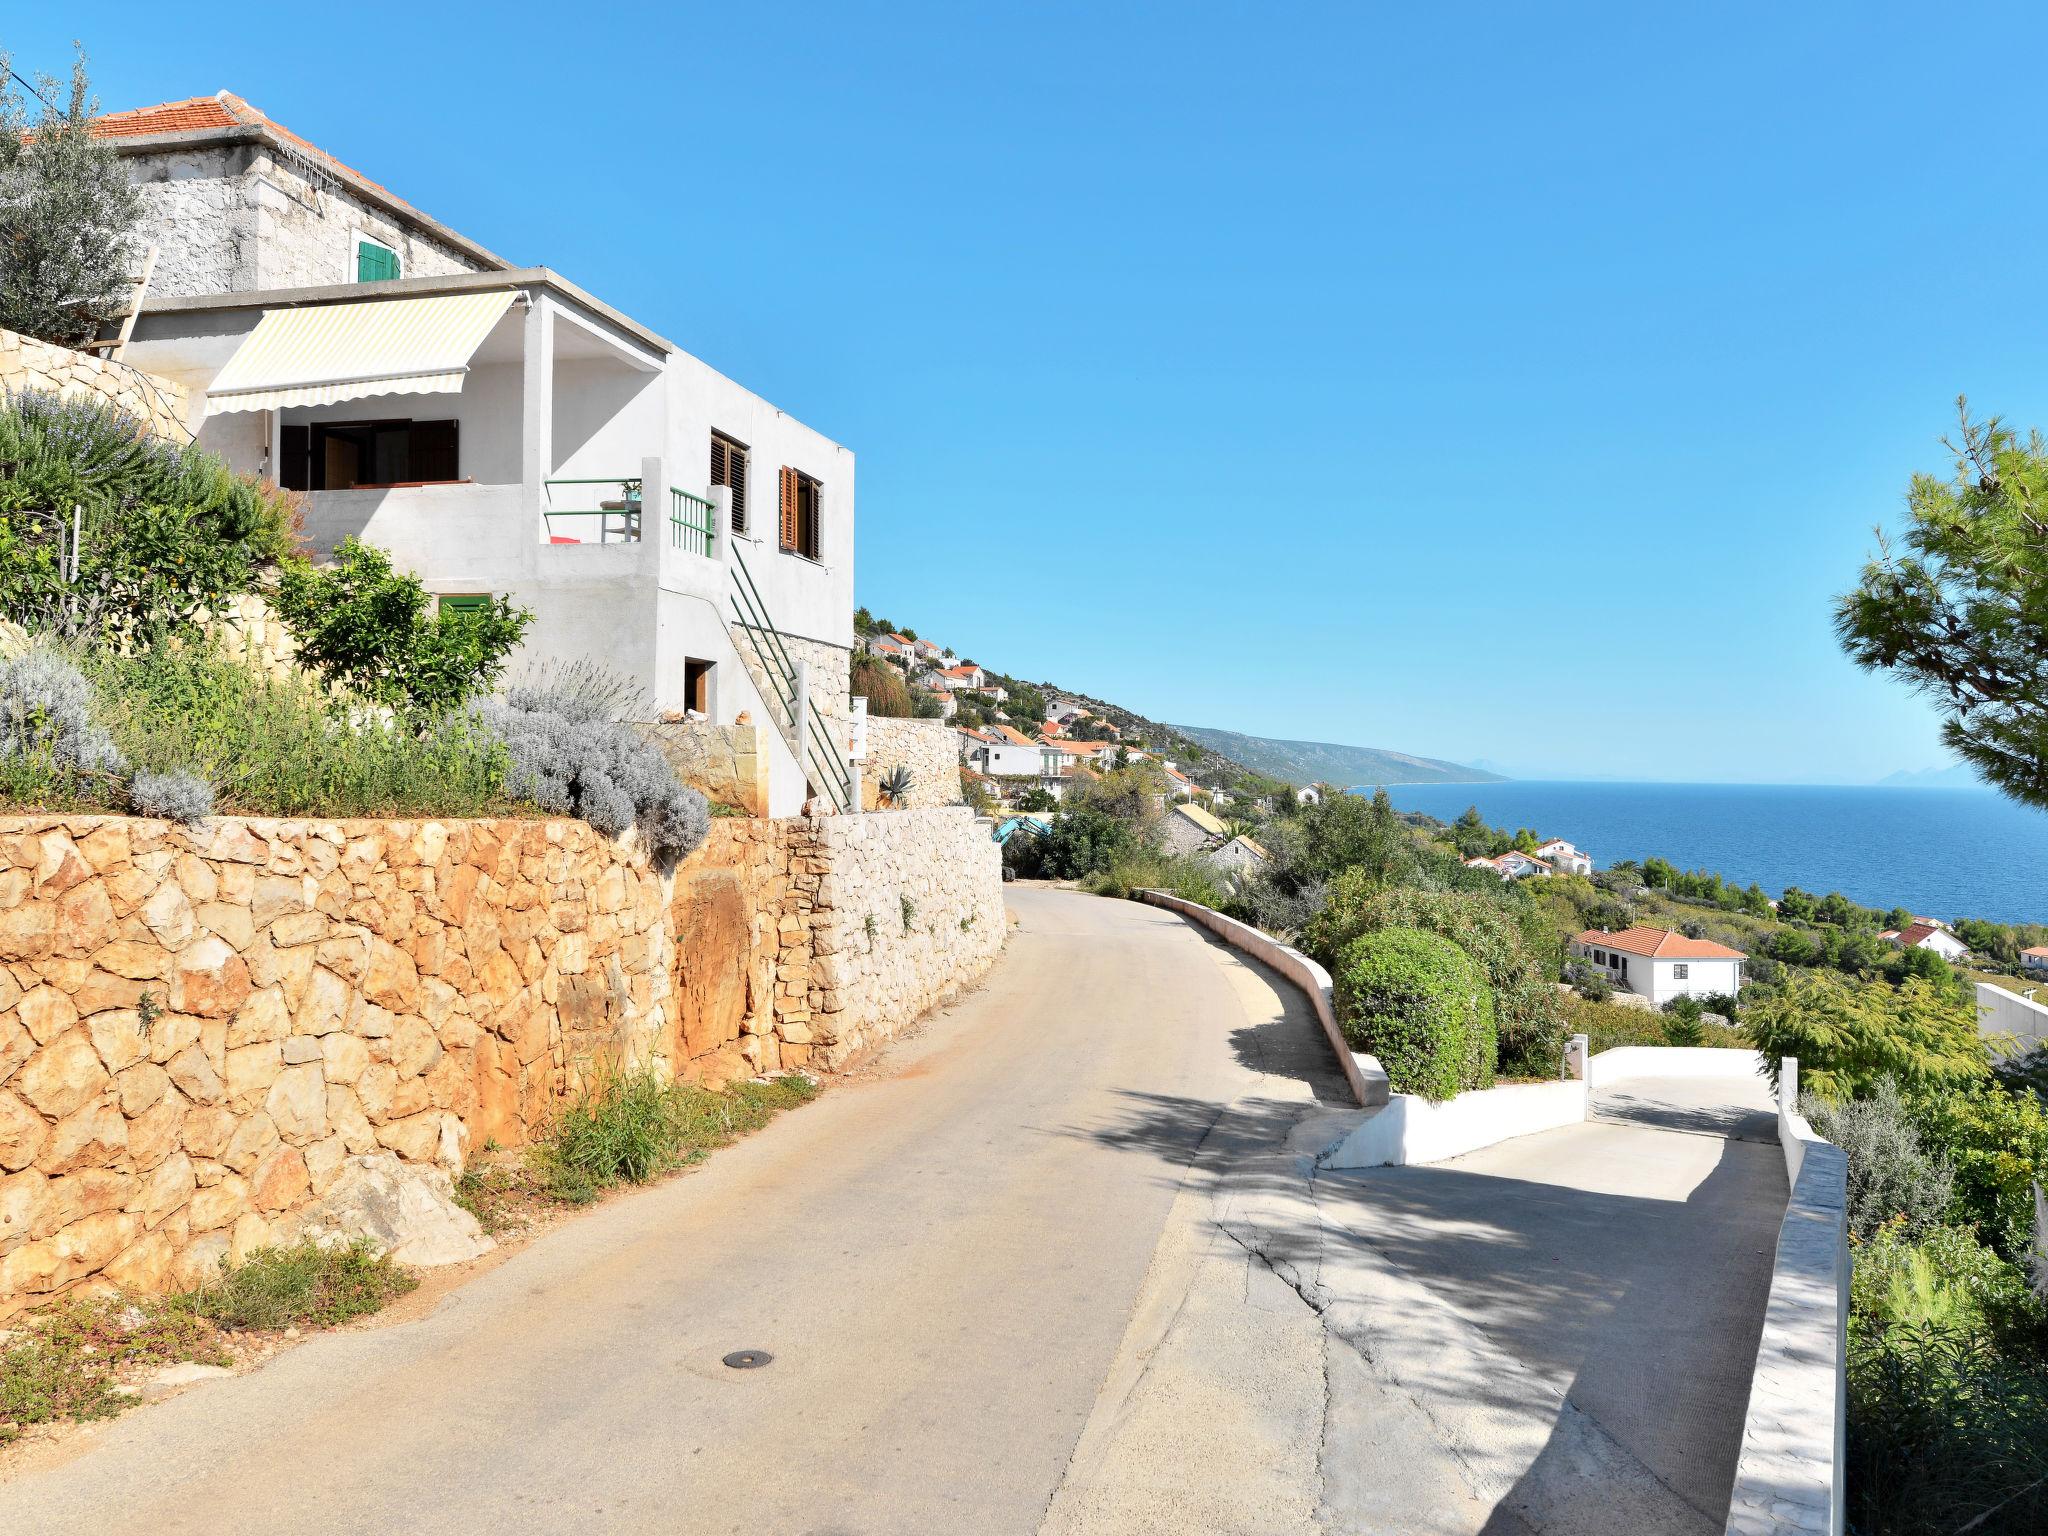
[730,546,853,812]
[542,477,642,545]
[669,487,717,558]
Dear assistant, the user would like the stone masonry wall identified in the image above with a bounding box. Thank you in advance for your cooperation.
[0,806,1003,1313]
[861,716,963,810]
[0,329,192,442]
[643,721,770,818]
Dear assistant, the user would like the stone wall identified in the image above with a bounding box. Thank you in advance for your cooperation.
[0,329,191,442]
[643,721,770,817]
[799,809,1005,1064]
[861,716,963,810]
[122,141,484,298]
[0,806,1004,1312]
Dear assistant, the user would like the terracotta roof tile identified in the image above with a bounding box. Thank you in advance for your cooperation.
[93,90,403,204]
[1574,926,1747,961]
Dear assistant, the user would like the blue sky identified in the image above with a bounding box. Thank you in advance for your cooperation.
[12,2,2046,783]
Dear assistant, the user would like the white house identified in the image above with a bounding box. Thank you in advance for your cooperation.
[1464,855,1505,878]
[1296,784,1323,805]
[958,728,1049,779]
[1572,927,1746,1008]
[1879,923,1970,963]
[1533,838,1594,876]
[1493,850,1551,880]
[98,91,853,816]
[2021,946,2048,976]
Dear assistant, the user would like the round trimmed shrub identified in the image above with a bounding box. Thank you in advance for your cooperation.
[1335,926,1496,1102]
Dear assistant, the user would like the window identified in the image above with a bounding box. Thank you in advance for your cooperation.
[1672,964,1689,980]
[279,419,459,491]
[356,237,400,283]
[437,594,493,619]
[778,466,823,560]
[710,432,750,535]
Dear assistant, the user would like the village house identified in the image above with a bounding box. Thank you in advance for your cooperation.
[1572,927,1747,1007]
[95,92,853,816]
[1878,922,1970,963]
[1161,801,1231,857]
[2021,945,2048,975]
[1206,834,1270,875]
[1533,837,1595,876]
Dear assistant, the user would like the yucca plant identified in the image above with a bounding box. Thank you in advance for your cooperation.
[877,764,914,806]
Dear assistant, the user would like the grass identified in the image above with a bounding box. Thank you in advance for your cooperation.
[538,1069,820,1205]
[1559,991,1752,1055]
[1081,846,1232,907]
[0,1239,411,1443]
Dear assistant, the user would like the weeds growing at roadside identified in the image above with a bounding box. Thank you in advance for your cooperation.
[181,1239,416,1331]
[538,1069,820,1204]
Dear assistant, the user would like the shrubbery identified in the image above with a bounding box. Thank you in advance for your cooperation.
[1806,1079,1956,1243]
[1746,970,1987,1100]
[1309,873,1562,1076]
[1333,926,1495,1101]
[473,665,709,865]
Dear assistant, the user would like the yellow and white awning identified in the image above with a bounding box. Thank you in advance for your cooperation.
[204,290,517,414]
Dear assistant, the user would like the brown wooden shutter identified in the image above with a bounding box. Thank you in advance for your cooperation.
[779,466,798,550]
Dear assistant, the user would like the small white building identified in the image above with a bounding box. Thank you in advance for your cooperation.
[2021,946,2048,975]
[1572,928,1746,1007]
[1879,923,1970,963]
[1494,850,1551,880]
[1533,838,1594,876]
[1296,784,1323,805]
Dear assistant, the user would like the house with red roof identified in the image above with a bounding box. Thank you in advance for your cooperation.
[1879,922,1969,963]
[2021,945,2048,975]
[1571,927,1747,1007]
[91,91,856,815]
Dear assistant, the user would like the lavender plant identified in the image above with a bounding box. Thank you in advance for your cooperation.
[127,768,215,824]
[0,648,123,776]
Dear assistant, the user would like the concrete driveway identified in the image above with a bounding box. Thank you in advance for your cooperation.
[0,889,1783,1534]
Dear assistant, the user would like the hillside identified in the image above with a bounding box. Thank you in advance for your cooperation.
[1170,726,1503,789]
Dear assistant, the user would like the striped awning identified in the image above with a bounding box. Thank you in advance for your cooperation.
[203,290,517,414]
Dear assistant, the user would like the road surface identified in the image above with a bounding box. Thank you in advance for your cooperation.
[0,887,1781,1534]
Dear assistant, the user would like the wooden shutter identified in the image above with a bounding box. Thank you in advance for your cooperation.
[711,433,748,534]
[778,466,798,550]
[438,594,492,619]
[356,240,399,282]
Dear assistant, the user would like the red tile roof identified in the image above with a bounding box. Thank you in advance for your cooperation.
[92,91,402,202]
[2024,945,2048,959]
[1894,922,1954,949]
[1575,927,1747,961]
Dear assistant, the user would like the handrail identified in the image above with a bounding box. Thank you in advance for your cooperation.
[543,476,642,545]
[729,545,852,811]
[669,486,717,558]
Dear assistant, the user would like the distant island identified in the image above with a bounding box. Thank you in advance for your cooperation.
[1875,764,1986,789]
[1172,726,1503,789]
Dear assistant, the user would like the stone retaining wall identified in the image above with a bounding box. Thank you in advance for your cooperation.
[861,715,963,809]
[1,328,191,443]
[643,721,770,817]
[0,806,1004,1313]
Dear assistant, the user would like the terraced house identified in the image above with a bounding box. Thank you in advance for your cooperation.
[90,92,853,816]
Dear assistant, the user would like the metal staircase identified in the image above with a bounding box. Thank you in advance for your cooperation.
[729,548,854,813]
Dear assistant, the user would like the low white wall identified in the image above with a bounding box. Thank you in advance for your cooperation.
[1725,1061,1848,1536]
[1320,1078,1588,1169]
[1976,980,2048,1051]
[1133,890,1381,1107]
[1585,1046,1766,1088]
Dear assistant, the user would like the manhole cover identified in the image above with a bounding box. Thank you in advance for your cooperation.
[722,1349,773,1370]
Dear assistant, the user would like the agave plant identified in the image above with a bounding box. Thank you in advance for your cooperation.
[877,764,914,806]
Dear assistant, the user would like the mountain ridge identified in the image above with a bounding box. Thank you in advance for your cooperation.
[1170,725,1504,789]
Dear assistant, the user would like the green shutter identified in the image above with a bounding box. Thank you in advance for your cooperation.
[438,593,491,619]
[356,240,400,282]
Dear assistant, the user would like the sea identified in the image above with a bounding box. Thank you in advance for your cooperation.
[1372,781,2048,927]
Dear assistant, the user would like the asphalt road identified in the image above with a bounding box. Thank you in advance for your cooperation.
[0,888,1784,1535]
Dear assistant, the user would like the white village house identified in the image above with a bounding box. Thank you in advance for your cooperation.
[1533,837,1594,876]
[1878,922,1970,963]
[1572,927,1746,1008]
[94,92,851,816]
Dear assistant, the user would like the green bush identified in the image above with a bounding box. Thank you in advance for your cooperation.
[1334,927,1495,1102]
[273,538,528,715]
[86,646,511,819]
[1308,873,1561,1076]
[1905,1082,2048,1262]
[1661,994,1706,1047]
[1081,845,1230,908]
[541,1068,818,1203]
[1851,1221,2041,1345]
[0,390,294,643]
[1807,1079,1956,1243]
[1745,970,1988,1101]
[183,1239,416,1330]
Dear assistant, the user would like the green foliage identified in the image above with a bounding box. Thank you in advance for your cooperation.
[0,1294,226,1440]
[1014,786,1057,812]
[877,764,914,806]
[1807,1080,1957,1243]
[184,1239,417,1331]
[1308,873,1563,1076]
[0,391,295,644]
[1744,971,1986,1101]
[851,652,913,717]
[900,893,917,933]
[1837,403,2048,810]
[1847,1323,2048,1535]
[1560,991,1750,1056]
[539,1068,818,1203]
[273,539,528,714]
[1011,806,1135,880]
[0,50,141,347]
[1661,994,1705,1047]
[1851,1221,2041,1345]
[1081,846,1231,908]
[1333,927,1495,1102]
[85,646,511,819]
[1905,1082,2048,1261]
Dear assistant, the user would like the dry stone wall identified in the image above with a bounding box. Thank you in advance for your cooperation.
[861,716,962,810]
[0,806,1003,1313]
[0,329,192,442]
[643,721,770,817]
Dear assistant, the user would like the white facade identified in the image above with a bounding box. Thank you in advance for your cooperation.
[1572,936,1744,1008]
